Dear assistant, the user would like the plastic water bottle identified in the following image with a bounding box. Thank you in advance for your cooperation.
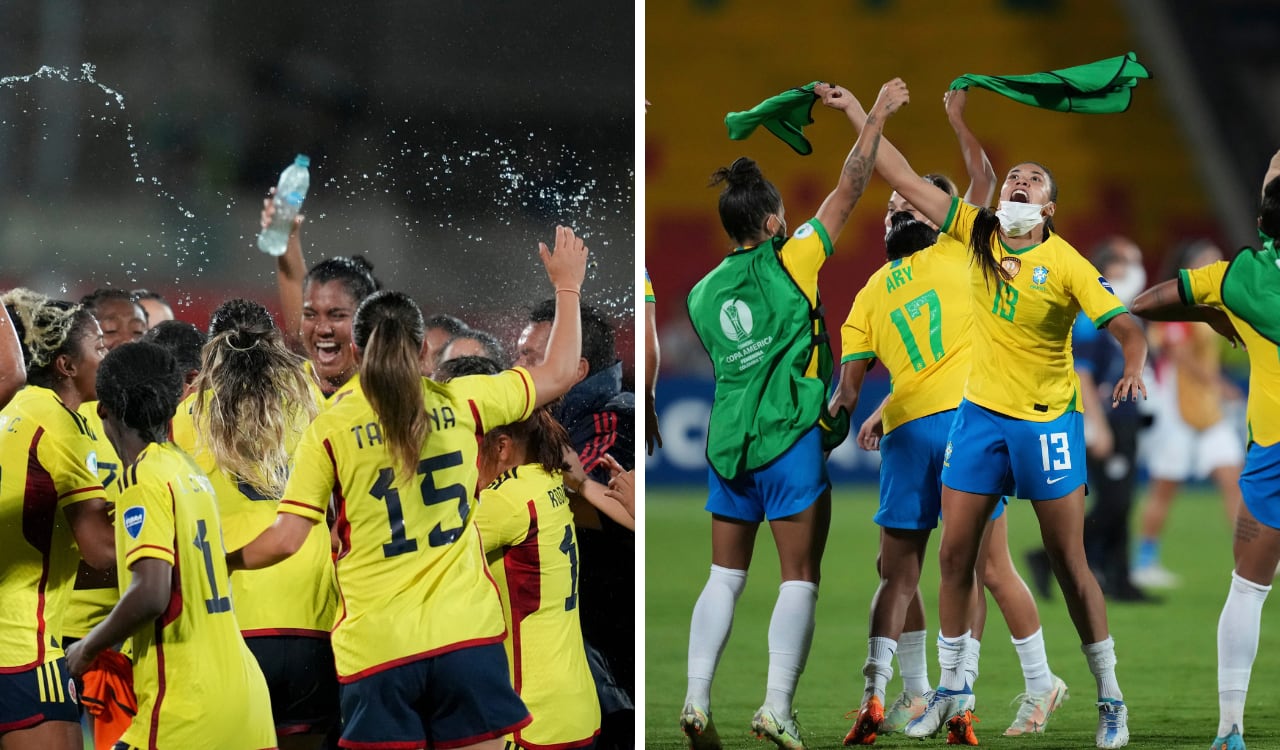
[257,154,311,256]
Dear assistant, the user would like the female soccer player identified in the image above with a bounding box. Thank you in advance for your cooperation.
[1129,153,1280,750]
[80,289,147,348]
[839,84,1147,749]
[680,79,907,750]
[0,289,114,750]
[65,341,276,750]
[469,369,601,750]
[172,298,337,749]
[227,226,589,750]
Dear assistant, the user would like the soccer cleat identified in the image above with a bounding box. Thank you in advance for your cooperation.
[1004,674,1069,735]
[1095,699,1129,748]
[879,689,931,733]
[904,687,974,739]
[946,709,980,746]
[1210,724,1246,750]
[1131,563,1180,589]
[842,695,884,745]
[679,703,722,750]
[750,706,805,750]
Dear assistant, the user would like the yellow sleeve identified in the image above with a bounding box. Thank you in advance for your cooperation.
[779,219,834,305]
[940,196,978,248]
[644,269,655,304]
[839,286,875,364]
[1064,248,1127,327]
[118,477,176,569]
[474,486,528,554]
[451,369,537,433]
[41,425,106,509]
[277,420,334,523]
[1180,261,1228,307]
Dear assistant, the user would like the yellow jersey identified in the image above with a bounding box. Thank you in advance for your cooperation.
[645,268,655,304]
[114,441,275,750]
[475,465,600,750]
[942,197,1126,420]
[63,403,124,640]
[172,391,338,637]
[840,234,972,433]
[279,368,537,680]
[1181,262,1280,445]
[0,386,106,670]
[305,360,362,411]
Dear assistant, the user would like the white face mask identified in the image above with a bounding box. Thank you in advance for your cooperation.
[1109,265,1147,306]
[995,201,1045,236]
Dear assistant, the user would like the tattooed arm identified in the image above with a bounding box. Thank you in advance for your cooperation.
[812,79,909,242]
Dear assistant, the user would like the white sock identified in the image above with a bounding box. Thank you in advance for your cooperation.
[963,637,981,690]
[1082,636,1123,702]
[764,580,818,716]
[937,631,970,692]
[686,565,747,708]
[1217,571,1271,737]
[864,637,897,701]
[1012,628,1054,694]
[897,630,931,695]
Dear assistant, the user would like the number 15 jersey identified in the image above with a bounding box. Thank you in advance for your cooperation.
[279,368,537,681]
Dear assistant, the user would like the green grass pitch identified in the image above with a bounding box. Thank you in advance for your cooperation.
[645,484,1280,749]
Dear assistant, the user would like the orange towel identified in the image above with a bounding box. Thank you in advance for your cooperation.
[80,649,136,750]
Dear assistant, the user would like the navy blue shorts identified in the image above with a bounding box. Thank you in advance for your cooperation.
[246,635,339,736]
[1241,441,1280,530]
[941,400,1087,501]
[706,428,830,522]
[337,642,530,749]
[0,658,78,735]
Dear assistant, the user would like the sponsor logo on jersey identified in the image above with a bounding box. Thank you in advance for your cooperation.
[1098,276,1115,294]
[123,506,146,539]
[719,299,774,372]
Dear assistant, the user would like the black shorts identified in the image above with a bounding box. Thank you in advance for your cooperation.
[0,658,79,735]
[245,635,340,736]
[338,642,529,749]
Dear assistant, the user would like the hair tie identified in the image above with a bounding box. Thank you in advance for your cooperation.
[227,333,259,352]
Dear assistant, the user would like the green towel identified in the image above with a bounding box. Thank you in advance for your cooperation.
[725,82,820,155]
[1219,230,1280,345]
[950,52,1151,114]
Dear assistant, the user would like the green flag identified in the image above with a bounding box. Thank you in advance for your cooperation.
[950,52,1151,114]
[725,82,820,155]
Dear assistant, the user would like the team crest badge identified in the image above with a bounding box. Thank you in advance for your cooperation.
[1032,266,1049,285]
[122,506,146,540]
[1000,257,1021,278]
[944,441,953,466]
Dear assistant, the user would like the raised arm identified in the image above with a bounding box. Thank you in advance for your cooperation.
[811,79,910,241]
[1264,148,1280,193]
[945,89,996,207]
[524,226,589,408]
[1129,279,1243,347]
[262,190,308,351]
[841,86,954,229]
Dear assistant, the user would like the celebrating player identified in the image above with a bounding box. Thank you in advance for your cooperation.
[65,341,276,749]
[1129,152,1280,750]
[226,226,589,750]
[841,82,1147,749]
[679,78,907,750]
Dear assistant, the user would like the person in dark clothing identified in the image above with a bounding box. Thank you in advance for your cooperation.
[516,299,635,749]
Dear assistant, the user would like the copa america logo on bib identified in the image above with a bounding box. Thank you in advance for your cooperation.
[719,299,753,342]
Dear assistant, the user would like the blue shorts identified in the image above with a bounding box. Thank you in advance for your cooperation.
[1241,442,1280,530]
[941,400,1087,501]
[246,635,339,736]
[878,410,1007,528]
[337,643,530,749]
[706,428,830,522]
[0,658,78,734]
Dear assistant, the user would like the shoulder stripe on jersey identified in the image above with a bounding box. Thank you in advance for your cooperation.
[280,499,325,514]
[57,484,105,501]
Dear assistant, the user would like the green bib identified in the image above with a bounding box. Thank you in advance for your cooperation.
[687,238,847,480]
[1221,234,1280,345]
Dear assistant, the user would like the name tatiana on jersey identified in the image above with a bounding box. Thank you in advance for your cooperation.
[349,406,458,449]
